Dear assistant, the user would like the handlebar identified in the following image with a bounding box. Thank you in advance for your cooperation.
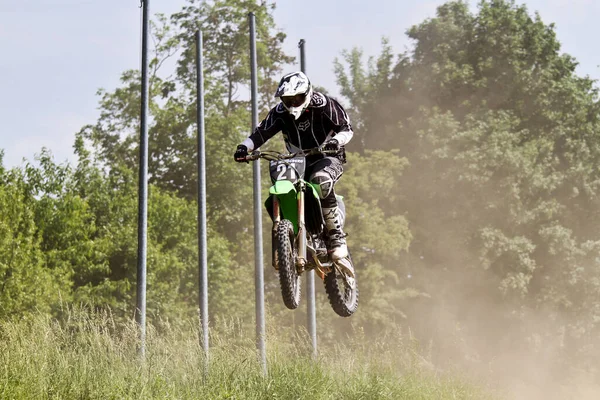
[244,147,335,162]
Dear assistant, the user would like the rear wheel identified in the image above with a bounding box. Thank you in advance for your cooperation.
[276,220,301,309]
[324,254,358,317]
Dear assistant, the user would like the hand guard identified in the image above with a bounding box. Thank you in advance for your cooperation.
[323,139,339,152]
[234,145,249,163]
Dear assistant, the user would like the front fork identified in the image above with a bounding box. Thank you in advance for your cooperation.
[296,183,307,270]
[272,196,281,270]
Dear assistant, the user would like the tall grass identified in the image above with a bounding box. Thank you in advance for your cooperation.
[0,308,498,399]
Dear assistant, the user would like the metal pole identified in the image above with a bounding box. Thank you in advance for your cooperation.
[196,30,209,372]
[299,39,307,72]
[299,39,318,359]
[249,12,267,376]
[136,0,150,357]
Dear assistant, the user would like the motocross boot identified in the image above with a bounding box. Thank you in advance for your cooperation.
[322,206,348,260]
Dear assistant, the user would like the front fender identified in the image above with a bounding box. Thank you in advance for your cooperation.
[269,180,296,196]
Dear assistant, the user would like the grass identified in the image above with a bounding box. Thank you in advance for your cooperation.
[0,308,499,399]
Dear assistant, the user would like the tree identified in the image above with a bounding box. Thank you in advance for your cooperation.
[70,1,295,323]
[335,0,600,369]
[0,155,71,318]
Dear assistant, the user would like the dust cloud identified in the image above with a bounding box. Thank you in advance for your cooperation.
[398,204,600,399]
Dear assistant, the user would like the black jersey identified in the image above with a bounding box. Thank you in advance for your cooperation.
[248,92,353,160]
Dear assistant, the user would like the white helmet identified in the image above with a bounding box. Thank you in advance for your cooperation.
[275,71,313,120]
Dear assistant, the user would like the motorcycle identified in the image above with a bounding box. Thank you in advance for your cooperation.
[244,147,359,317]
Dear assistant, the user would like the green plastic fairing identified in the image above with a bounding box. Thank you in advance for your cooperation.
[269,180,296,196]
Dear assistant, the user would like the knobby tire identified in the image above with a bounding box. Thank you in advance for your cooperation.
[324,255,359,317]
[276,220,301,309]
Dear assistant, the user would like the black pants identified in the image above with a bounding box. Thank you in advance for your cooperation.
[306,156,344,209]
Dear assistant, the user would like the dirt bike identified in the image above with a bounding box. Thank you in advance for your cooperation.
[244,147,359,317]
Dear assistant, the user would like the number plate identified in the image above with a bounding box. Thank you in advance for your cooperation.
[269,157,306,183]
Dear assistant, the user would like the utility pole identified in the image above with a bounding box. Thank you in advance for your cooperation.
[299,39,318,359]
[249,12,267,376]
[136,0,150,358]
[196,29,209,373]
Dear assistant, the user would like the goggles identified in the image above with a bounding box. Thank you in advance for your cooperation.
[281,93,306,108]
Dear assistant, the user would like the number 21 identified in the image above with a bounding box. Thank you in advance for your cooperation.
[276,164,296,180]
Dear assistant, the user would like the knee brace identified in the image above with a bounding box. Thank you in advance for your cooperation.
[310,171,334,200]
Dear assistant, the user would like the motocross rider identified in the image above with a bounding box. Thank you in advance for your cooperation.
[234,71,353,260]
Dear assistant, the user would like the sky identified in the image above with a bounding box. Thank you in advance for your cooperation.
[1,0,599,168]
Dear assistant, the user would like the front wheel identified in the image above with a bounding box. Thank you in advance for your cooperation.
[276,220,301,309]
[324,255,359,317]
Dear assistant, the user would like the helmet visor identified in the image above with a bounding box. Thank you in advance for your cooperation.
[281,93,307,108]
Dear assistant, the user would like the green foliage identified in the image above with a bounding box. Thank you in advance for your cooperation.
[337,150,415,330]
[334,38,397,151]
[172,0,293,112]
[0,165,64,317]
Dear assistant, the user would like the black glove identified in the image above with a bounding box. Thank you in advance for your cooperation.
[234,144,249,163]
[323,139,339,152]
